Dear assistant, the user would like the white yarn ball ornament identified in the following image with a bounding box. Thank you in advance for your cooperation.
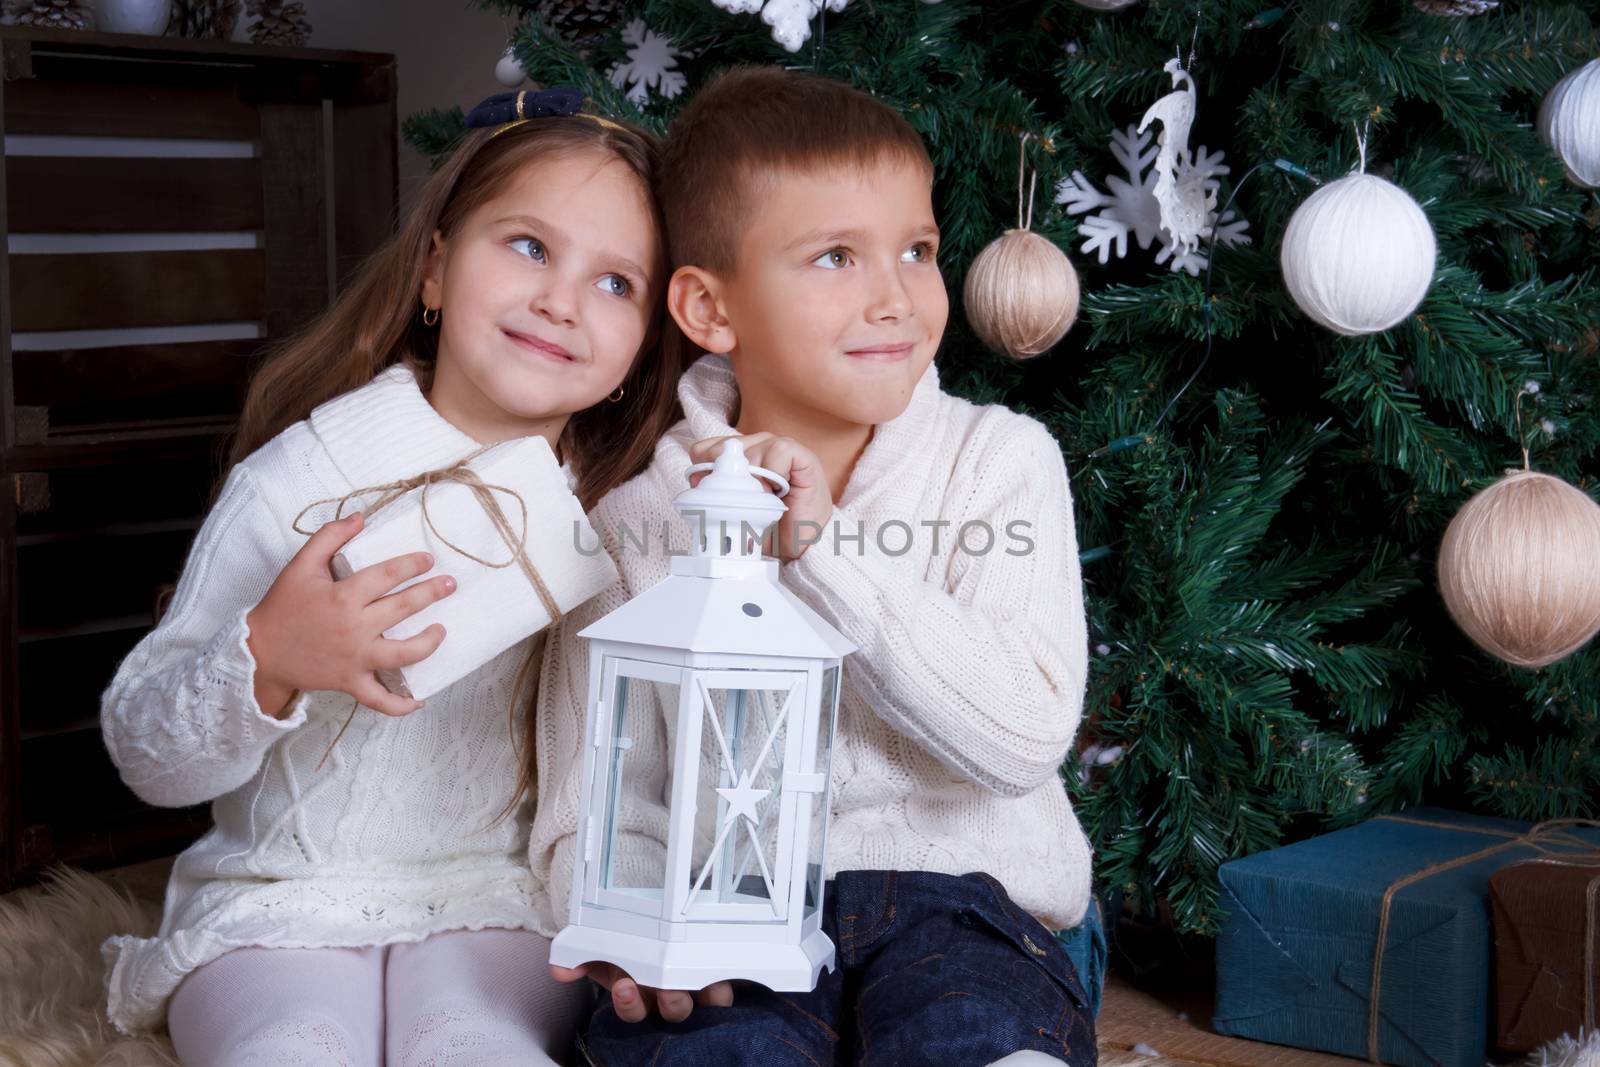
[1280,172,1436,336]
[963,229,1081,360]
[1538,58,1600,189]
[1438,469,1600,669]
[494,46,526,88]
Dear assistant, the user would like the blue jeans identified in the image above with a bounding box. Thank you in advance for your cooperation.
[1056,893,1108,1019]
[577,870,1097,1066]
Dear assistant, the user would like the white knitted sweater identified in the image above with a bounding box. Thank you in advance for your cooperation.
[100,366,562,1034]
[528,354,1093,935]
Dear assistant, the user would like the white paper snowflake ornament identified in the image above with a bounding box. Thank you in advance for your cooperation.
[610,18,687,104]
[711,0,851,53]
[1058,126,1160,259]
[1056,126,1250,276]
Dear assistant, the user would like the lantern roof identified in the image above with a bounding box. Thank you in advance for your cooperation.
[582,439,856,660]
[579,564,855,660]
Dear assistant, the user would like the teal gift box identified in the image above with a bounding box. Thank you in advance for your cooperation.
[1213,806,1600,1067]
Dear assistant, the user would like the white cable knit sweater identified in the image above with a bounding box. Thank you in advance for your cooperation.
[100,366,562,1034]
[528,354,1093,936]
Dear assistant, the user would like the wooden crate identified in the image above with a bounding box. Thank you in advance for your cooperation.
[0,27,397,886]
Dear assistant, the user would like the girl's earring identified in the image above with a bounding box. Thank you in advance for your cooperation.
[607,386,625,403]
[422,305,440,327]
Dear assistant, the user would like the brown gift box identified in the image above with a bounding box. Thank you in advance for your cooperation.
[1488,857,1599,1052]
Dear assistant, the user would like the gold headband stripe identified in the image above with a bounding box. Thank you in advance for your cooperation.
[487,89,626,140]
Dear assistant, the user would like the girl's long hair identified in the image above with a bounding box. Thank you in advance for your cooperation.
[226,113,688,815]
[228,114,683,513]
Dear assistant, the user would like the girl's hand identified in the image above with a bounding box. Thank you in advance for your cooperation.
[688,433,833,563]
[549,962,734,1024]
[245,512,455,718]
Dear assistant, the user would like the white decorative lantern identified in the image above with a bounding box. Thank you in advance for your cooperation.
[1280,172,1437,336]
[550,440,854,991]
[1538,58,1600,190]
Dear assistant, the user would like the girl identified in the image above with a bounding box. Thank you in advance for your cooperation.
[100,90,685,1066]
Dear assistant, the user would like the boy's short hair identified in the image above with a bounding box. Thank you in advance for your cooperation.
[658,66,933,274]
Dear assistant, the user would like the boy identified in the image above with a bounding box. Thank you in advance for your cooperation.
[530,67,1094,1066]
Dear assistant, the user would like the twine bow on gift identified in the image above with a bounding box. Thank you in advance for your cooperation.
[290,443,564,768]
[1365,814,1600,1063]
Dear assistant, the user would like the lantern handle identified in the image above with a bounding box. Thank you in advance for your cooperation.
[684,461,791,498]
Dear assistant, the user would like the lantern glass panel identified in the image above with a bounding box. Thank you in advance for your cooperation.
[681,681,795,915]
[805,664,841,917]
[600,670,675,900]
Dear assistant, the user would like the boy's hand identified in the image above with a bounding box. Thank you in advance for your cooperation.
[688,433,833,562]
[549,962,735,1024]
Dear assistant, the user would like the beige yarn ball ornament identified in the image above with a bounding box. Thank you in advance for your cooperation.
[1438,469,1600,668]
[964,229,1081,360]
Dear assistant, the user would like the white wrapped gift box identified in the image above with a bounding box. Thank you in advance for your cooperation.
[328,436,618,700]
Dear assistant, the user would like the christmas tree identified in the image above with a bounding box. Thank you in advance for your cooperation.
[411,0,1600,936]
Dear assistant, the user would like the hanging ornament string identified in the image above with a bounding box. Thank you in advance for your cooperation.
[1017,132,1039,232]
[811,1,826,68]
[1354,120,1370,174]
[1514,380,1537,473]
[1185,0,1203,72]
[1155,157,1325,425]
[1083,153,1322,464]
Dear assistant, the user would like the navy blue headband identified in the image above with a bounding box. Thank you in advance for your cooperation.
[464,87,623,136]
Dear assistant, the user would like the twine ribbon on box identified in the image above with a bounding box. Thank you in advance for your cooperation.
[1365,814,1600,1063]
[290,442,564,768]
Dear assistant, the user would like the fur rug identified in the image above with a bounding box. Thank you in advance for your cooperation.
[1099,1052,1172,1066]
[0,867,175,1067]
[1514,1031,1600,1067]
[0,866,1186,1067]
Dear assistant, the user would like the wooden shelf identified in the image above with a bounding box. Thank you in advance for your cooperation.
[18,628,154,743]
[21,714,98,741]
[13,456,219,537]
[19,613,153,645]
[1,29,397,887]
[16,514,202,547]
[1,24,394,69]
[7,417,234,471]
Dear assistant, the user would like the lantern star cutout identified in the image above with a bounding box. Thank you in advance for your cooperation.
[716,772,771,826]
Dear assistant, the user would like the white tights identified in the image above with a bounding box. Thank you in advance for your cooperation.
[166,928,587,1067]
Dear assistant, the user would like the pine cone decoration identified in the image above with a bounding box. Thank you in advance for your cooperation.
[167,0,241,39]
[9,0,92,29]
[246,0,310,46]
[1413,0,1498,14]
[537,0,626,51]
